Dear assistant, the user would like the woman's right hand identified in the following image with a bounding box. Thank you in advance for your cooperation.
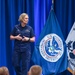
[15,34,22,40]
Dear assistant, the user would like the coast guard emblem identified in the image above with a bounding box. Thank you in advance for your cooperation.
[39,34,64,62]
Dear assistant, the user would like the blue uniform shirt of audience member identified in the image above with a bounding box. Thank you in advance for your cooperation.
[10,13,35,75]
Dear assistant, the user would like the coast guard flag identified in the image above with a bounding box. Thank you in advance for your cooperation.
[66,22,75,74]
[32,8,67,75]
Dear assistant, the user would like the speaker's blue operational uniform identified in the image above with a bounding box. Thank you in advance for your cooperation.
[11,24,35,75]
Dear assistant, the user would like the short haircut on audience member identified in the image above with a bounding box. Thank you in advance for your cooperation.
[73,69,75,75]
[0,66,9,75]
[28,65,42,75]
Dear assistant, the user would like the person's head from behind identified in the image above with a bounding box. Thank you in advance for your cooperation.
[73,69,75,75]
[0,66,9,75]
[28,65,42,75]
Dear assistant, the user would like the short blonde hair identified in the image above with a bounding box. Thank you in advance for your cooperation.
[28,65,42,75]
[18,13,28,22]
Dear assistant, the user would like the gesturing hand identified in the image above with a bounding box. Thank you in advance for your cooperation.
[15,34,22,41]
[22,36,30,42]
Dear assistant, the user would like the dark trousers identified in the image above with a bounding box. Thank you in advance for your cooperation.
[12,50,31,75]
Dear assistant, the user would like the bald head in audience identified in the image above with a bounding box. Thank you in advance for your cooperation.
[0,67,9,75]
[28,65,42,75]
[73,69,75,75]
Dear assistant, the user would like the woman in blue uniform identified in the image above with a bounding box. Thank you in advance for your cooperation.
[10,13,35,75]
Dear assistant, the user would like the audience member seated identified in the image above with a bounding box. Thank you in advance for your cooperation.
[0,66,9,75]
[73,69,75,75]
[28,65,42,75]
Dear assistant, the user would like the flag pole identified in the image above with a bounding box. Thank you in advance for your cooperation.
[51,0,54,10]
[52,0,54,4]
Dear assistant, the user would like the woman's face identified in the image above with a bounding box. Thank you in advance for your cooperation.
[22,15,29,24]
